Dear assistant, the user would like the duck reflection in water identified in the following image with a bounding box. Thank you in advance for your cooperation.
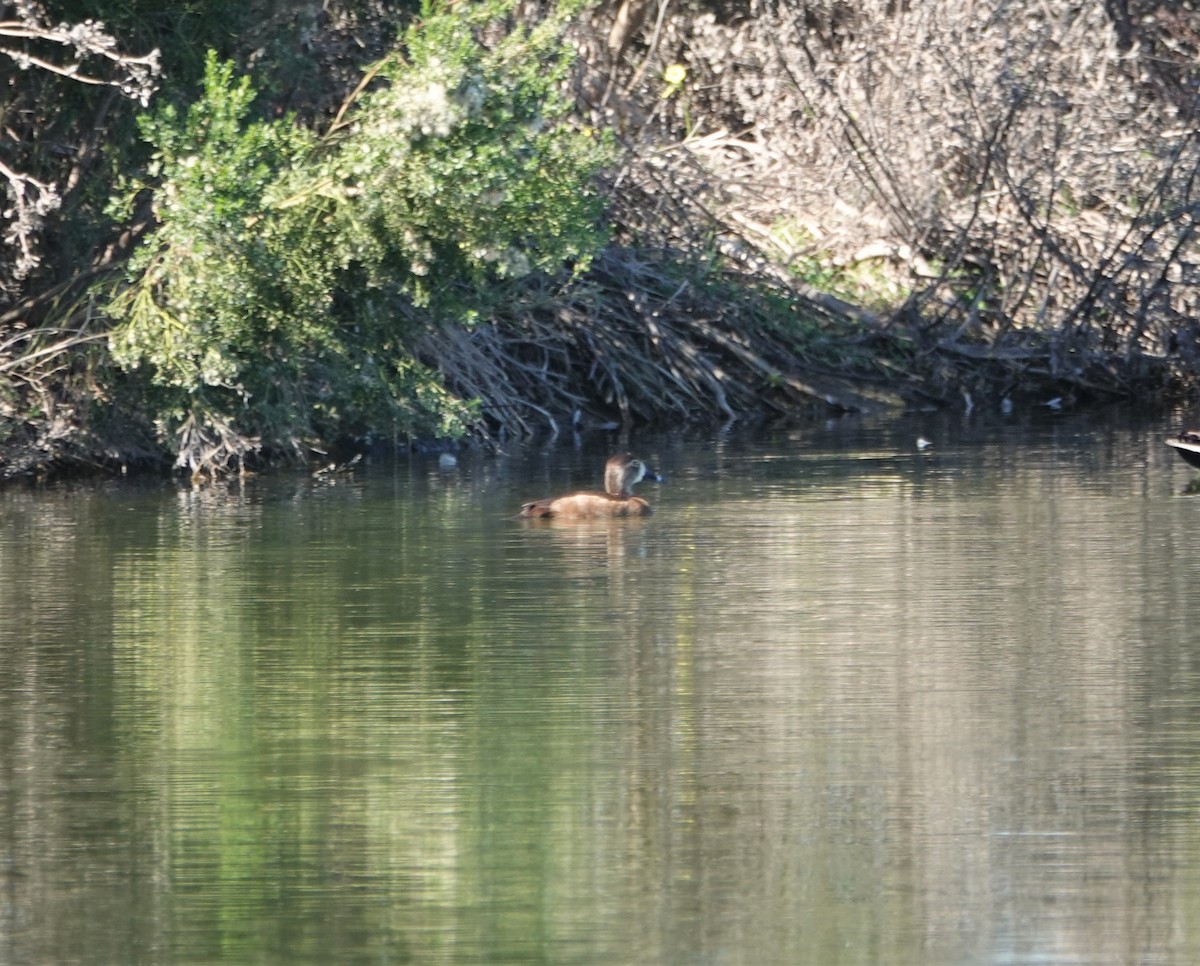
[518,452,663,519]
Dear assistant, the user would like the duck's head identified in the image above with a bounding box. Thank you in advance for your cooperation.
[604,452,663,497]
[1167,431,1200,469]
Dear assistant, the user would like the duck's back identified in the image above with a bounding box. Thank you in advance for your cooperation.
[519,491,652,519]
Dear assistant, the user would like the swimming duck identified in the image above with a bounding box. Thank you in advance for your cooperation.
[519,452,662,519]
[1167,431,1200,469]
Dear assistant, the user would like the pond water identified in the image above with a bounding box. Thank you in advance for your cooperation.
[3,410,1200,964]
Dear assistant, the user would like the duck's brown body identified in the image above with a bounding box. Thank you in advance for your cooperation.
[519,492,653,518]
[518,453,661,520]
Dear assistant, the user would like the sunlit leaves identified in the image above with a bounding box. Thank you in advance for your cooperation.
[107,4,613,468]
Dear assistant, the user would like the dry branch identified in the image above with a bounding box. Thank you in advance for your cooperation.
[576,0,1200,410]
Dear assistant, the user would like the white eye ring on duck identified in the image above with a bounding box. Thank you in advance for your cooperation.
[519,452,663,520]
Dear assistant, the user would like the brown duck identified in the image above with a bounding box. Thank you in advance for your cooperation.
[518,452,663,519]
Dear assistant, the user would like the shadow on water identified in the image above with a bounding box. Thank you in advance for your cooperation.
[3,408,1200,964]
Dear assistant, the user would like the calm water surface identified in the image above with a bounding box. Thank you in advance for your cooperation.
[3,412,1200,964]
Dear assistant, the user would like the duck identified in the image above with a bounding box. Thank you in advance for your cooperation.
[519,452,663,519]
[1166,431,1200,469]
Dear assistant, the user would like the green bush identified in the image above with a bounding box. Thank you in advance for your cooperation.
[107,2,613,473]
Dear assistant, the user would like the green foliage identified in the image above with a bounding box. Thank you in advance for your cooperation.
[320,1,611,307]
[107,4,614,470]
[112,55,316,389]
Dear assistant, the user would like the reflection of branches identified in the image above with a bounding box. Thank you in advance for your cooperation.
[1,1,160,291]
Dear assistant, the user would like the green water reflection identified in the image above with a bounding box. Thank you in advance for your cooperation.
[5,414,1200,964]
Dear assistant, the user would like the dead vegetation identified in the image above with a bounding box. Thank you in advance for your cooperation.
[418,247,917,442]
[561,0,1200,415]
[409,0,1200,445]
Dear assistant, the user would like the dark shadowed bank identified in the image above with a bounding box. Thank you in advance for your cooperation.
[2,1,1198,482]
